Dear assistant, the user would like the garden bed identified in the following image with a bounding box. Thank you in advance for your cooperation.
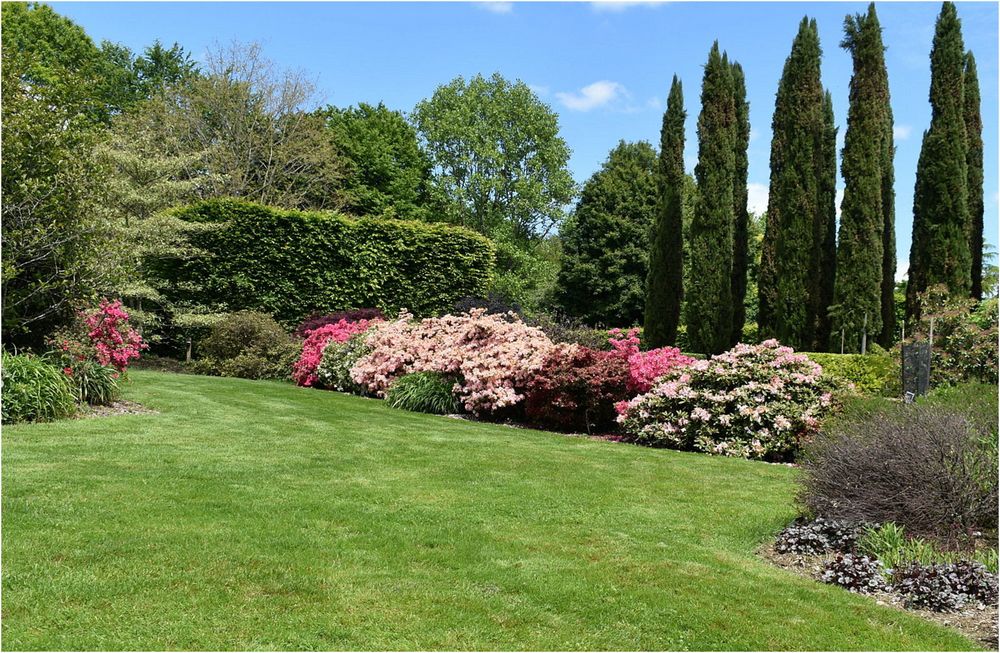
[759,540,999,650]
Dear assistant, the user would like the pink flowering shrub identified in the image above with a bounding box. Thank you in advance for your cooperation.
[350,309,556,415]
[608,328,694,393]
[80,299,147,373]
[293,318,377,386]
[617,340,841,461]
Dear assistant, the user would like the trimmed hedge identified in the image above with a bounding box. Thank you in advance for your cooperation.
[150,199,494,325]
[805,352,900,396]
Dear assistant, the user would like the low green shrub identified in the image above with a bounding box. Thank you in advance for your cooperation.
[315,331,373,393]
[197,311,297,380]
[909,285,998,386]
[384,372,458,415]
[1,352,76,423]
[805,351,900,396]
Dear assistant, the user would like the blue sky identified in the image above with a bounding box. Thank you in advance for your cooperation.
[53,1,998,276]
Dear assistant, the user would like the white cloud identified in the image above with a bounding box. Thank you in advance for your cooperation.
[747,183,768,215]
[476,2,513,14]
[646,96,662,110]
[836,188,845,219]
[893,124,913,140]
[555,80,627,111]
[591,1,664,13]
[749,127,760,143]
[895,261,909,282]
[528,84,550,97]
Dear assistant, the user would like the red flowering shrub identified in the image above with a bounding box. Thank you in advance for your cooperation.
[294,308,385,338]
[292,318,378,386]
[524,344,631,433]
[608,328,693,393]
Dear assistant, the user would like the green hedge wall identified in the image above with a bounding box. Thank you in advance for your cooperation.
[152,199,495,325]
[805,351,901,397]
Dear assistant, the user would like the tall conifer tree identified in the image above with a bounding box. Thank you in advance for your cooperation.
[686,43,735,354]
[907,2,970,319]
[759,18,825,349]
[730,62,750,346]
[877,9,897,348]
[644,76,686,348]
[835,5,888,351]
[964,51,984,300]
[816,91,838,350]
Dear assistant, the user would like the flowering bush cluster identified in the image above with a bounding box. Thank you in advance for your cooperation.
[350,309,555,415]
[617,340,838,460]
[292,318,378,387]
[523,344,631,433]
[608,328,694,393]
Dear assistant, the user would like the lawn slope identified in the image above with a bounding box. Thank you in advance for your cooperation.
[2,371,976,650]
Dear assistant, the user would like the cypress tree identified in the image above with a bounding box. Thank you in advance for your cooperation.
[686,42,735,354]
[834,5,888,351]
[877,15,897,348]
[730,62,750,346]
[907,1,970,320]
[644,76,685,348]
[759,18,825,349]
[815,91,838,350]
[964,51,984,300]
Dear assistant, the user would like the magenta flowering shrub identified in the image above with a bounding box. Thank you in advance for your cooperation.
[617,340,839,460]
[608,328,694,393]
[292,318,378,386]
[294,308,385,338]
[82,299,147,373]
[350,309,556,415]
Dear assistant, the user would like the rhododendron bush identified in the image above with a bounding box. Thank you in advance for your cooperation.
[293,318,378,387]
[350,309,555,415]
[617,340,839,460]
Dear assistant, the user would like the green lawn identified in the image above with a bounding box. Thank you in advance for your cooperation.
[2,371,976,650]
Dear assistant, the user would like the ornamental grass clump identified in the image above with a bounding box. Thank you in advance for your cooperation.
[385,372,459,415]
[350,309,555,415]
[1,352,77,424]
[617,340,837,460]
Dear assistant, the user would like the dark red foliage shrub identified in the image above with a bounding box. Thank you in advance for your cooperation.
[524,344,630,433]
[294,308,384,338]
[800,404,998,540]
